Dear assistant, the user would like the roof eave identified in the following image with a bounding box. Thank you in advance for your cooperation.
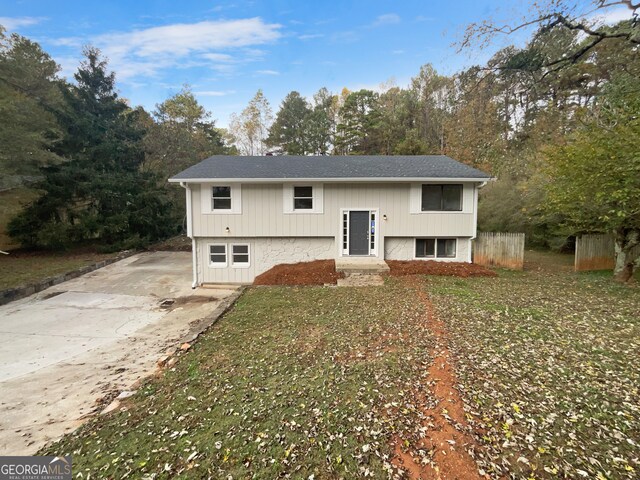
[168,176,493,183]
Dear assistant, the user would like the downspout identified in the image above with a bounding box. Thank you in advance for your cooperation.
[470,181,487,263]
[180,182,199,289]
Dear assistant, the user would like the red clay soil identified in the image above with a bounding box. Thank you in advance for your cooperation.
[392,275,486,480]
[387,260,497,278]
[253,259,344,286]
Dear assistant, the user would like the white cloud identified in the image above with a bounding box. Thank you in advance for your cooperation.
[96,18,281,58]
[392,49,405,55]
[256,69,280,75]
[370,13,400,27]
[62,17,283,81]
[0,16,44,30]
[48,36,84,47]
[194,89,237,97]
[589,7,635,26]
[298,33,324,40]
[201,52,234,62]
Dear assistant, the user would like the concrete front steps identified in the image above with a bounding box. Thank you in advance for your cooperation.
[335,257,390,275]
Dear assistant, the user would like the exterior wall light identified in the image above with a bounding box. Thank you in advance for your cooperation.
[225,227,230,233]
[382,215,388,221]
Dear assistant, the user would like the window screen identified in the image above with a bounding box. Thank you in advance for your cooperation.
[421,185,462,211]
[415,238,436,258]
[436,239,456,258]
[209,244,227,264]
[232,244,249,265]
[416,238,456,258]
[442,185,462,211]
[293,186,313,210]
[212,186,231,210]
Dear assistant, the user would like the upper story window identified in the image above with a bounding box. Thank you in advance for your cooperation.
[212,186,232,210]
[201,184,241,215]
[283,183,323,214]
[293,186,313,210]
[421,184,462,211]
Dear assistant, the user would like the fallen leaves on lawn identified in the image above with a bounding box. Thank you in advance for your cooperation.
[430,273,640,479]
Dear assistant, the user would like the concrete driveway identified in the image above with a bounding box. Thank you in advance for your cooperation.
[0,251,238,455]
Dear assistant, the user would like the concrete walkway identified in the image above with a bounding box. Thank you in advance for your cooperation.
[0,252,237,455]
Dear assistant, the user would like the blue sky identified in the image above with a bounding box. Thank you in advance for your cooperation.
[0,1,632,126]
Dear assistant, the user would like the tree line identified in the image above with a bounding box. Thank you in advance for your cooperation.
[1,0,638,281]
[225,5,639,281]
[0,28,233,250]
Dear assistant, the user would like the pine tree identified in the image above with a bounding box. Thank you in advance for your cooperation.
[8,47,176,249]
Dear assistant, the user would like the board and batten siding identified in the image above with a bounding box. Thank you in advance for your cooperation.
[191,182,477,240]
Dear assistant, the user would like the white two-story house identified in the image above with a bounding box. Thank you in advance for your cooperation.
[169,155,491,285]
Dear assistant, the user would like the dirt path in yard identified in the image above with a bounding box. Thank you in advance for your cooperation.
[393,276,484,480]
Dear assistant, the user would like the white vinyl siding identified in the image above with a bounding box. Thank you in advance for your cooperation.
[194,182,475,238]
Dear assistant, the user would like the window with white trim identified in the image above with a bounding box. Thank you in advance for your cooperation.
[415,238,456,258]
[421,184,462,211]
[209,244,227,266]
[283,184,323,214]
[293,186,313,210]
[212,186,232,211]
[231,244,250,267]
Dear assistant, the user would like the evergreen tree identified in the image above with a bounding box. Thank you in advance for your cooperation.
[8,47,176,249]
[0,28,63,184]
[266,91,312,155]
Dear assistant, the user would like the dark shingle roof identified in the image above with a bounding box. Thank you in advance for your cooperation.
[169,155,491,181]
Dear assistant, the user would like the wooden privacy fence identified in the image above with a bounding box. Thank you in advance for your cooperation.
[575,234,640,271]
[473,232,525,270]
[575,234,615,271]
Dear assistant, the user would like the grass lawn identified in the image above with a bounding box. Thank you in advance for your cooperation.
[0,251,117,290]
[430,266,640,479]
[40,257,639,479]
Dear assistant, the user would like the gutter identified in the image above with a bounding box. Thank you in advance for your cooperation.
[168,176,494,184]
[180,182,199,289]
[469,181,490,263]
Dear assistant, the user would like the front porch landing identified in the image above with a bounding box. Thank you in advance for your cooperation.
[335,257,390,275]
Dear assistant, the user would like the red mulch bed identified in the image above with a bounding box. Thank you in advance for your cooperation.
[386,260,497,278]
[254,260,345,286]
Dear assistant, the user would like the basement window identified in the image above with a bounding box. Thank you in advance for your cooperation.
[231,244,250,267]
[209,244,227,267]
[415,238,456,258]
